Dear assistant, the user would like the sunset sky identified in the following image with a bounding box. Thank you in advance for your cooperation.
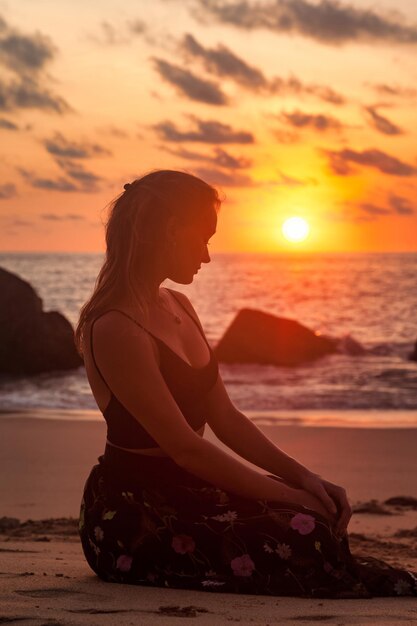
[0,0,416,253]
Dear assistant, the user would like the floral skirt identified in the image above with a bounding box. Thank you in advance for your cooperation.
[79,445,417,598]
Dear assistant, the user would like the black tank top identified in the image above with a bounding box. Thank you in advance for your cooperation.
[89,290,219,449]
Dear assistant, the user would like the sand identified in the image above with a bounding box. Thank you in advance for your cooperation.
[1,413,417,625]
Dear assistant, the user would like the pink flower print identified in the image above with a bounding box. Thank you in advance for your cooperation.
[230,554,255,577]
[290,512,316,535]
[171,534,196,554]
[116,554,133,572]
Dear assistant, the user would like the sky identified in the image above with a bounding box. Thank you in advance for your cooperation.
[0,0,416,253]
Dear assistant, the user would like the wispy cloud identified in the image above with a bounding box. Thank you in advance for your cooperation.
[192,166,254,186]
[154,117,254,143]
[44,132,112,158]
[55,158,102,190]
[358,194,415,219]
[19,169,79,192]
[0,22,55,74]
[364,105,403,136]
[0,183,17,198]
[181,33,267,90]
[153,58,227,104]
[279,109,345,132]
[0,76,71,114]
[275,170,317,187]
[163,145,251,169]
[0,117,18,130]
[180,33,346,104]
[389,194,414,215]
[192,0,417,46]
[40,212,86,221]
[369,83,417,99]
[323,147,417,176]
[0,16,71,114]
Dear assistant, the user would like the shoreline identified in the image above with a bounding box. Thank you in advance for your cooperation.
[1,414,417,519]
[1,407,417,428]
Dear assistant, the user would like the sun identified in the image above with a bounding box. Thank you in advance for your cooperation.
[282,217,310,243]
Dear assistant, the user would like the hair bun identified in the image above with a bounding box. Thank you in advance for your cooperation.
[123,182,131,190]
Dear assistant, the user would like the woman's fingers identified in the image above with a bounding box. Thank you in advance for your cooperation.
[334,491,352,535]
[313,482,338,517]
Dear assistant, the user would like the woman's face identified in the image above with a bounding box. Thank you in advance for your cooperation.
[168,207,217,284]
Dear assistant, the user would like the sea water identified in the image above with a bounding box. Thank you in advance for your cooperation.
[0,252,416,426]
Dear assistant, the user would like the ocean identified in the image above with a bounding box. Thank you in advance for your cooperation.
[0,252,416,427]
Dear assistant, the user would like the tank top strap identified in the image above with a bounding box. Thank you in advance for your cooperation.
[89,309,157,390]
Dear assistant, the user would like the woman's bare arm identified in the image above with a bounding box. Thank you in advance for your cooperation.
[204,376,349,531]
[91,312,331,518]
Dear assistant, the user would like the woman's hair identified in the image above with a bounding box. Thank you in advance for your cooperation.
[74,169,221,355]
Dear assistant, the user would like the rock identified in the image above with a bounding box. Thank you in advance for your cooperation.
[0,516,20,531]
[408,341,417,362]
[336,334,367,356]
[384,496,417,509]
[0,266,83,375]
[214,308,337,366]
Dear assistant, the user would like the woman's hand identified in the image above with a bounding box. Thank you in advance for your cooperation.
[299,472,352,537]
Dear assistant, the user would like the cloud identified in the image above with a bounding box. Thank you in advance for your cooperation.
[193,0,417,46]
[19,165,100,192]
[55,158,102,190]
[23,174,79,192]
[154,118,254,143]
[323,147,417,176]
[127,19,148,36]
[0,76,71,113]
[279,109,345,131]
[358,194,415,219]
[275,170,317,187]
[0,183,17,198]
[0,117,18,130]
[181,33,267,90]
[369,83,417,98]
[389,194,414,215]
[40,212,85,221]
[192,166,254,186]
[180,33,346,104]
[364,106,403,136]
[44,132,111,158]
[359,202,390,216]
[153,58,227,105]
[164,145,252,169]
[0,16,71,115]
[0,23,56,74]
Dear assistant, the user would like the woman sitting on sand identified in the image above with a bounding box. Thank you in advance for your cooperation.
[75,170,416,597]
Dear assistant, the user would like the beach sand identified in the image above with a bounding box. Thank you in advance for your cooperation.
[1,414,417,624]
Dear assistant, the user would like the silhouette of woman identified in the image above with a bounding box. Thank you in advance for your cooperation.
[75,170,416,597]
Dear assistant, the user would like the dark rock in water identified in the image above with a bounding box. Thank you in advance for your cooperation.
[0,516,20,531]
[0,266,83,375]
[335,334,367,356]
[408,341,417,362]
[384,496,417,509]
[214,308,337,366]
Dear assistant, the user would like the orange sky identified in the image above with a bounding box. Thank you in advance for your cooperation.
[0,0,416,253]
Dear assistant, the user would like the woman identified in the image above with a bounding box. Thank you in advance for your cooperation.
[75,170,416,597]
